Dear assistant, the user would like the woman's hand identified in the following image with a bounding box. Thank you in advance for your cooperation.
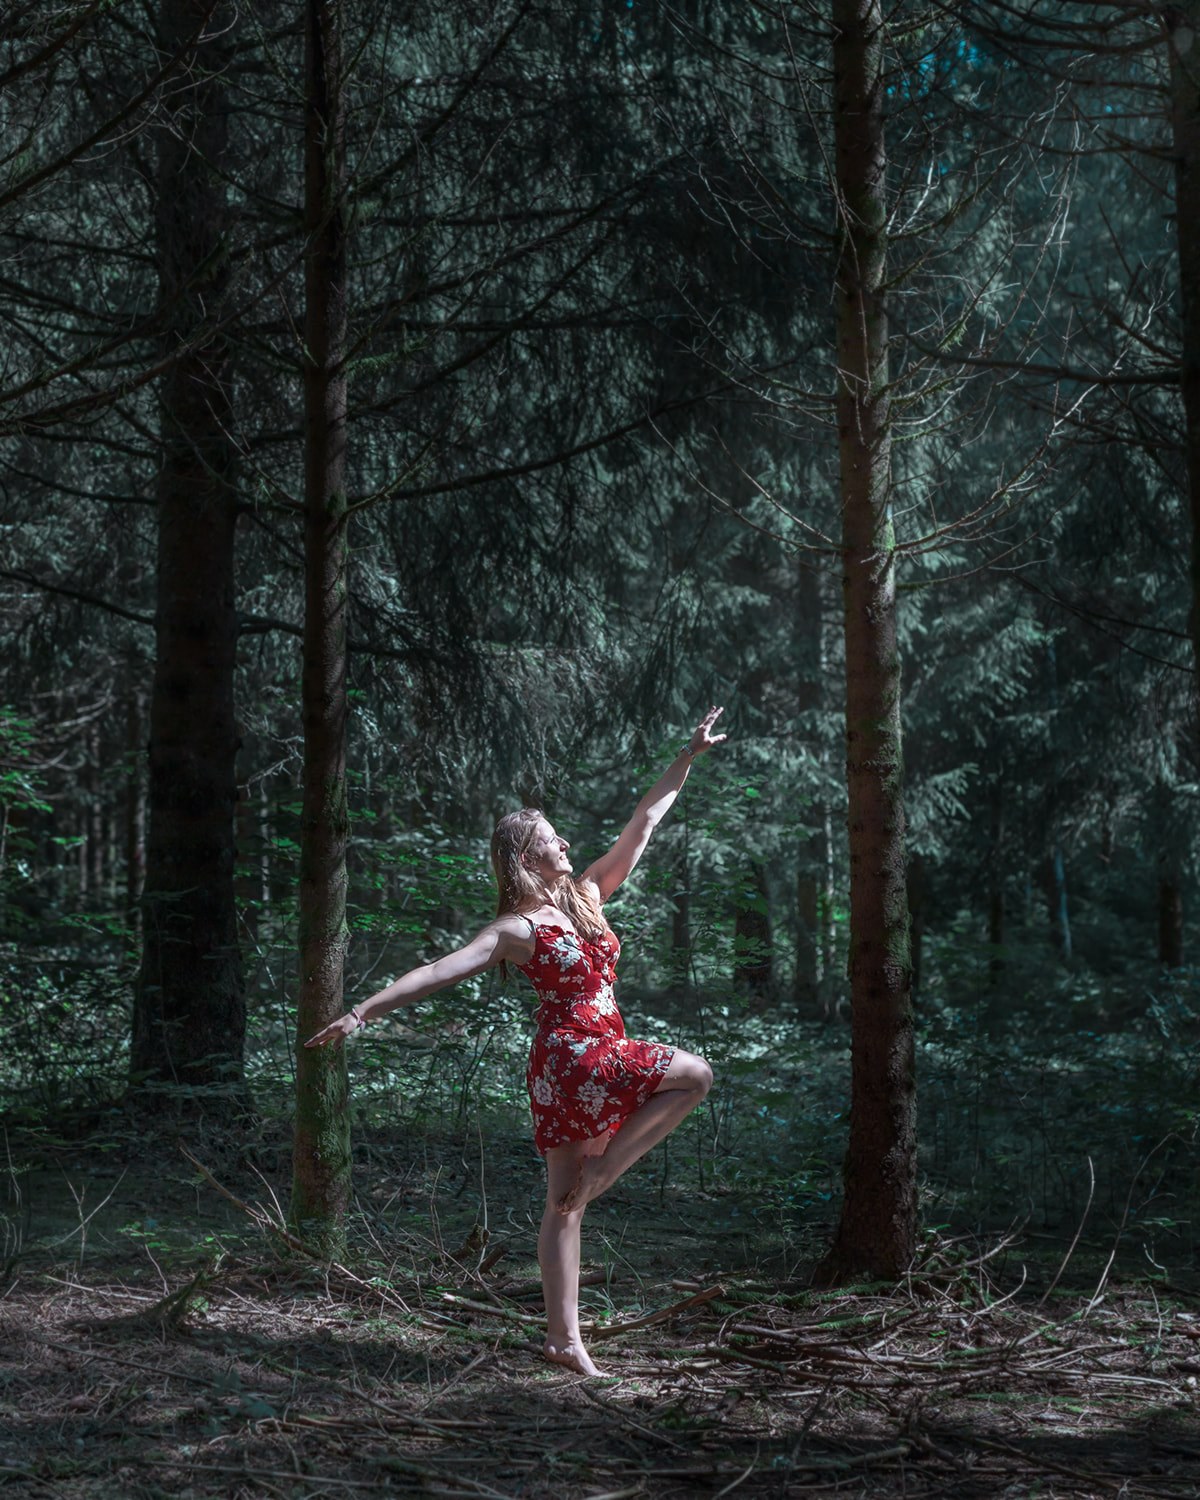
[304,1011,361,1048]
[687,705,727,757]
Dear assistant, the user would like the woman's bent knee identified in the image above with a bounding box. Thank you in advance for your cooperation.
[677,1050,712,1097]
[657,1048,713,1098]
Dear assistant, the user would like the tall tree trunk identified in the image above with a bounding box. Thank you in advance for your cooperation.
[987,778,1005,983]
[85,725,103,896]
[818,0,916,1283]
[236,789,260,948]
[125,691,146,950]
[795,869,819,1012]
[816,575,839,1018]
[818,752,838,1015]
[77,807,88,902]
[907,853,925,1002]
[1168,11,1200,698]
[291,0,352,1252]
[1155,777,1185,967]
[671,847,691,990]
[1044,845,1072,960]
[1043,641,1072,962]
[795,557,824,1016]
[1159,873,1185,968]
[131,0,245,1102]
[258,780,272,914]
[733,864,773,1003]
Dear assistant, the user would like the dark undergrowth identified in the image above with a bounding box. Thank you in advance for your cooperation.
[3,938,1200,1495]
[2,1105,1200,1499]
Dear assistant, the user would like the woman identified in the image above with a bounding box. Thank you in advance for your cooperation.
[305,707,727,1376]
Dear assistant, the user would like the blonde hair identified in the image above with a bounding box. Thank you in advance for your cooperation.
[491,807,606,941]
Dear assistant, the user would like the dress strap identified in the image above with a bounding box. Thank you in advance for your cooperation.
[520,914,537,939]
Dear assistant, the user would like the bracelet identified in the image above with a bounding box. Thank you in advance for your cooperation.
[680,742,697,760]
[350,1005,365,1030]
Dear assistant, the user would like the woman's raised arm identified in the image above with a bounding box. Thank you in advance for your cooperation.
[581,706,726,903]
[303,913,533,1048]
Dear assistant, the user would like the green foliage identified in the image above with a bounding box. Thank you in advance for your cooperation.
[1,0,1198,1281]
[0,945,131,1116]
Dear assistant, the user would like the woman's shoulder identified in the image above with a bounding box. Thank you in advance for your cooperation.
[519,905,576,936]
[491,910,540,939]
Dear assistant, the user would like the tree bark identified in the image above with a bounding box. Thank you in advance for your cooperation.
[131,0,245,1102]
[733,864,773,1003]
[795,870,819,1012]
[1037,847,1072,959]
[818,0,916,1283]
[818,753,837,1016]
[907,853,925,1002]
[125,690,146,949]
[795,555,826,1016]
[290,0,352,1253]
[236,789,260,948]
[85,725,103,896]
[1168,9,1200,697]
[671,848,691,990]
[1159,873,1185,968]
[988,777,1004,983]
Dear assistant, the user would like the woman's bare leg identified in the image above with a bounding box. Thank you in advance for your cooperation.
[539,1137,607,1376]
[557,1049,712,1215]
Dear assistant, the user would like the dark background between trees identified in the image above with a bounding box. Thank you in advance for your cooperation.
[4,0,1200,1308]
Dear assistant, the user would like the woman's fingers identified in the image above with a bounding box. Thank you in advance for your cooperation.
[304,1022,345,1048]
[694,705,726,746]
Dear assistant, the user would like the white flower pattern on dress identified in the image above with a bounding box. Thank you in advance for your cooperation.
[576,1078,608,1118]
[590,981,617,1018]
[518,919,675,1154]
[547,932,585,974]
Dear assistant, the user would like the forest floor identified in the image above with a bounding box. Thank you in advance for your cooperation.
[3,1119,1200,1500]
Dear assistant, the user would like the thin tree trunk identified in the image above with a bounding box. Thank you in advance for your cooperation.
[1044,641,1072,962]
[671,847,691,990]
[236,788,259,948]
[291,0,352,1252]
[86,725,103,896]
[259,780,271,912]
[795,870,819,1012]
[1159,873,1185,968]
[77,808,88,901]
[105,811,119,904]
[1046,845,1072,960]
[988,778,1004,983]
[733,864,773,1003]
[1168,11,1200,697]
[818,0,916,1283]
[131,0,245,1102]
[907,853,924,1002]
[818,758,837,1014]
[795,556,823,1016]
[125,691,146,950]
[817,580,839,1018]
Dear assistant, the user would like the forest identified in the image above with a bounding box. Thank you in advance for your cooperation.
[3,0,1200,1495]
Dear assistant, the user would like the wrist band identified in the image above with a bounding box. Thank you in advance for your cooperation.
[680,742,696,759]
[350,1005,365,1029]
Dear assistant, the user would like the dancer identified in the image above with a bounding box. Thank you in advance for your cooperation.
[305,707,727,1376]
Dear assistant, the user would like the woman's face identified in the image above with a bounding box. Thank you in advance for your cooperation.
[525,818,572,886]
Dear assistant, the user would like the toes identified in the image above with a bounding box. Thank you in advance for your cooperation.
[544,1341,601,1378]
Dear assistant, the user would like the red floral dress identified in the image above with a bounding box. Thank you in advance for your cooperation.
[518,920,674,1155]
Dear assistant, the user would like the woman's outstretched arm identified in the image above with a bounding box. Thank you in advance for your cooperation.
[303,913,533,1048]
[581,706,727,903]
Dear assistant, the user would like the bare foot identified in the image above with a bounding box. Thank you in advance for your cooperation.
[556,1155,608,1215]
[544,1338,602,1377]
